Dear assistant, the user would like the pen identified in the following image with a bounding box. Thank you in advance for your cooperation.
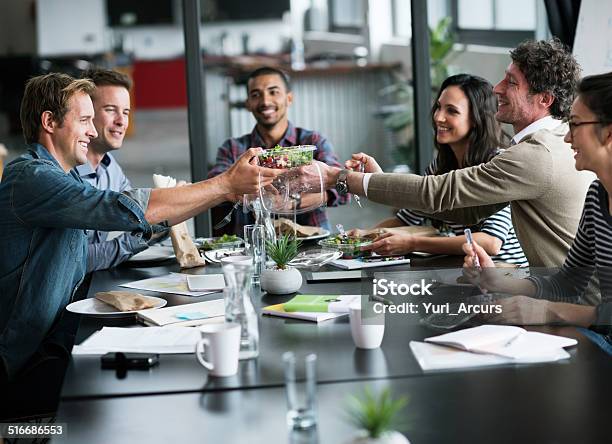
[464,228,487,295]
[369,295,393,305]
[464,228,481,269]
[353,161,365,208]
[362,255,406,262]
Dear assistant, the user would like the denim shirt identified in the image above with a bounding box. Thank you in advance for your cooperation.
[0,143,152,378]
[75,153,150,272]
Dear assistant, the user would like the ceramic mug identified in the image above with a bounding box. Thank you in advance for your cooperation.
[195,323,241,377]
[349,302,385,349]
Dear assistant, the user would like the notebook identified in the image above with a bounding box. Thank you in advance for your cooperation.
[409,341,571,371]
[307,271,363,282]
[283,295,360,313]
[329,257,411,270]
[424,325,577,360]
[137,299,226,327]
[262,303,347,323]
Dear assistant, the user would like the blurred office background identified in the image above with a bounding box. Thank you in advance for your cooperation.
[0,0,552,231]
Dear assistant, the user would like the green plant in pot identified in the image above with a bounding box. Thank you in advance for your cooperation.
[260,235,303,294]
[345,387,410,444]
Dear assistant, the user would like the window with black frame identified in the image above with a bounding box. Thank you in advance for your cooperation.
[328,0,366,34]
[450,0,536,46]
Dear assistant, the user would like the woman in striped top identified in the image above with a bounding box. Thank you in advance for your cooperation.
[464,72,612,338]
[348,74,528,266]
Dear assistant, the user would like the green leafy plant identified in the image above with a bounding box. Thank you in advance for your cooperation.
[429,16,457,89]
[346,387,408,439]
[265,234,301,270]
[379,17,459,172]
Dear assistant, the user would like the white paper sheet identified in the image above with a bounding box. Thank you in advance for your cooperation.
[72,326,202,355]
[119,273,218,297]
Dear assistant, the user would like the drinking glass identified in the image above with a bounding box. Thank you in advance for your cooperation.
[222,262,259,360]
[244,224,266,284]
[283,352,317,430]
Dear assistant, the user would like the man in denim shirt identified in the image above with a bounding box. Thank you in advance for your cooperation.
[75,68,167,272]
[0,73,282,380]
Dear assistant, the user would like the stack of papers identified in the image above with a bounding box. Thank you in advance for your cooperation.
[262,295,359,323]
[72,326,202,355]
[410,325,577,371]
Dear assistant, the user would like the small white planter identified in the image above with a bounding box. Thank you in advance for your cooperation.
[346,430,410,444]
[260,266,303,294]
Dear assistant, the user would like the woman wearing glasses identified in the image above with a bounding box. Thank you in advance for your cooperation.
[464,72,612,344]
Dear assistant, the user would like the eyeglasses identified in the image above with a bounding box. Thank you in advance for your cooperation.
[566,120,603,138]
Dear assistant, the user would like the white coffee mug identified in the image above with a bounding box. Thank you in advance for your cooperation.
[349,302,385,349]
[195,323,241,377]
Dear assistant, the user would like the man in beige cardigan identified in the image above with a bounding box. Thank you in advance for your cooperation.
[309,39,594,268]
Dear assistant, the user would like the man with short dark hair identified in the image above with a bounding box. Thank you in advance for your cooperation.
[312,39,595,268]
[76,68,164,271]
[208,66,348,235]
[0,73,281,379]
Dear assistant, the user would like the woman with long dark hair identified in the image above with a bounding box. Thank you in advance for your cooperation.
[349,74,527,266]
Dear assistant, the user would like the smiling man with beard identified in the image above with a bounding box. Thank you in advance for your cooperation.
[208,66,348,235]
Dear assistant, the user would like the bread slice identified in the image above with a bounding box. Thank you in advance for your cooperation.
[95,291,158,312]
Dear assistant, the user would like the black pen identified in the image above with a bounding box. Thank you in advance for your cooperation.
[362,255,406,263]
[369,295,393,305]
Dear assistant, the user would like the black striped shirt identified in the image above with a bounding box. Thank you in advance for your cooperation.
[528,180,612,334]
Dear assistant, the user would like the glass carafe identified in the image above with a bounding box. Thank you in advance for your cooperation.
[222,262,259,360]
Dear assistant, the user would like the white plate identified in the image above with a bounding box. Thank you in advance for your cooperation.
[204,248,246,264]
[66,296,167,317]
[126,246,176,262]
[295,229,330,242]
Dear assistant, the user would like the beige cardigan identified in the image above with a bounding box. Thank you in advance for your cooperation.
[367,124,595,267]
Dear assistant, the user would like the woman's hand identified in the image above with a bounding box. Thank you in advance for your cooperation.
[485,296,554,325]
[345,153,383,174]
[461,240,502,291]
[361,231,416,255]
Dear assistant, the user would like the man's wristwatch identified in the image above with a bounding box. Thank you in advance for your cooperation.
[335,169,350,195]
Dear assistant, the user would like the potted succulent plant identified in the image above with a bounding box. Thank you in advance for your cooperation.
[345,387,410,444]
[260,235,303,294]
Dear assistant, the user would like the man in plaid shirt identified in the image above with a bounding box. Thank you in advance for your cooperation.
[208,66,348,235]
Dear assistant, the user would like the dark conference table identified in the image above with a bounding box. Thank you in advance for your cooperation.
[54,257,611,443]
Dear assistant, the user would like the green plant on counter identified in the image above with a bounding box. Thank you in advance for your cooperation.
[346,387,408,439]
[265,234,301,270]
[430,16,456,89]
[380,17,458,172]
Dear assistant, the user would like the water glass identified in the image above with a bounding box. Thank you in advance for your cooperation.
[244,224,266,284]
[222,262,259,360]
[283,352,317,430]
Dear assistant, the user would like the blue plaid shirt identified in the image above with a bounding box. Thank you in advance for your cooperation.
[209,122,348,235]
